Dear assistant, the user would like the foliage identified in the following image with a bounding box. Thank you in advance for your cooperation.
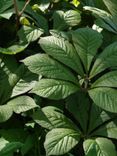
[0,0,117,156]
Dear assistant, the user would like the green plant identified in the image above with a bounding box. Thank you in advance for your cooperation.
[0,0,117,156]
[23,27,117,155]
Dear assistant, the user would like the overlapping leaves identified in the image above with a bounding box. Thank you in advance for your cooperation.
[23,27,117,113]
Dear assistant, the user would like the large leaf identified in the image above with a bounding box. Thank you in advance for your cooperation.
[90,42,117,77]
[66,91,90,133]
[53,10,81,30]
[31,79,79,100]
[33,106,78,130]
[89,87,117,113]
[44,128,80,155]
[83,137,116,156]
[71,28,103,72]
[23,54,78,84]
[0,96,38,122]
[39,36,84,76]
[91,71,117,88]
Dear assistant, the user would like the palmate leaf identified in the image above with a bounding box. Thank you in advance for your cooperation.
[44,128,80,155]
[33,106,77,130]
[83,137,116,156]
[23,54,78,84]
[71,28,103,72]
[0,96,38,122]
[39,36,84,76]
[31,79,79,100]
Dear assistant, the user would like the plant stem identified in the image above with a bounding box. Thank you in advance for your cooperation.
[13,0,30,30]
[19,0,31,17]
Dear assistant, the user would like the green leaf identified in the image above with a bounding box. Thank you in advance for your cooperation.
[53,10,81,30]
[39,36,84,76]
[7,96,38,114]
[71,28,103,72]
[44,128,80,155]
[87,104,114,134]
[92,120,117,139]
[31,79,79,100]
[33,106,78,130]
[83,137,116,156]
[84,6,117,34]
[91,71,117,88]
[66,91,90,133]
[0,96,37,122]
[18,25,43,43]
[0,42,28,55]
[89,87,117,113]
[11,65,38,98]
[103,0,117,17]
[23,54,78,84]
[0,137,23,156]
[0,57,38,105]
[90,42,117,77]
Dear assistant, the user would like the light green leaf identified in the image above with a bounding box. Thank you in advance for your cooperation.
[91,71,117,88]
[0,42,28,55]
[7,96,38,114]
[39,36,84,76]
[0,96,37,122]
[89,87,117,113]
[71,28,103,72]
[44,128,80,155]
[31,79,79,100]
[33,106,78,130]
[90,42,117,77]
[53,10,81,30]
[18,25,43,43]
[83,137,116,156]
[23,54,78,84]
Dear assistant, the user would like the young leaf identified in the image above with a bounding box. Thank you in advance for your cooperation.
[71,28,103,72]
[39,36,84,76]
[23,54,78,84]
[31,79,79,100]
[83,137,116,156]
[89,87,117,113]
[44,128,80,155]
